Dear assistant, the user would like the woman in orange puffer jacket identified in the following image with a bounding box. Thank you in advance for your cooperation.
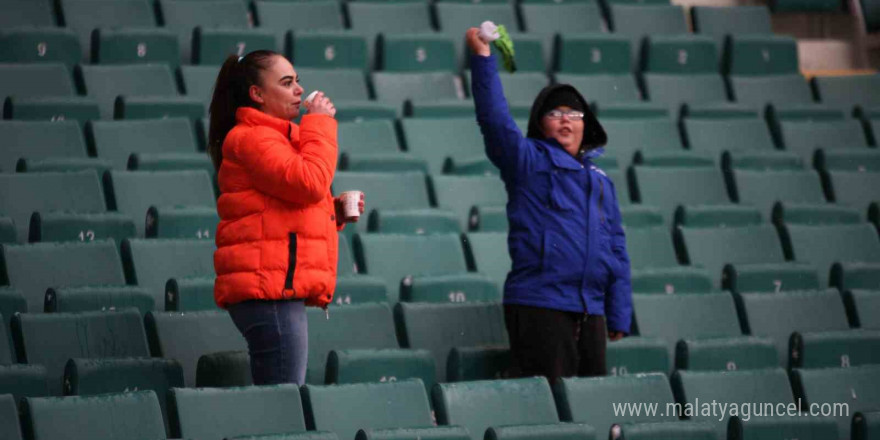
[207,50,363,385]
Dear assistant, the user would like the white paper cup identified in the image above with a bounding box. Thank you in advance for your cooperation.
[340,191,362,221]
[304,90,319,107]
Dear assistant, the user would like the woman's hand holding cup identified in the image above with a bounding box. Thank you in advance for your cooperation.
[304,91,336,117]
[335,191,365,227]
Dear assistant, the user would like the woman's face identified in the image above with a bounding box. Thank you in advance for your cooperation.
[250,55,304,121]
[541,105,585,157]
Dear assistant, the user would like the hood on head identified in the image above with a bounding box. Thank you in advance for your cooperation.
[526,83,607,150]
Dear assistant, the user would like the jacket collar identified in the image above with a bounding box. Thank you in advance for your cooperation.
[236,107,293,138]
[540,138,605,170]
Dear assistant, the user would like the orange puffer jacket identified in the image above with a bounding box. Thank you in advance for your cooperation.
[214,107,339,309]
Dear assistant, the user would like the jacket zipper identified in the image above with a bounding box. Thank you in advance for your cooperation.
[597,176,605,225]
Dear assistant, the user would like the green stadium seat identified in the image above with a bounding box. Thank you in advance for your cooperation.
[555,73,642,104]
[0,394,22,440]
[520,2,603,34]
[179,65,218,106]
[814,149,880,172]
[671,368,795,438]
[116,94,205,121]
[0,218,14,245]
[332,172,431,236]
[724,35,799,76]
[682,112,775,160]
[303,379,435,440]
[729,74,815,106]
[632,293,747,367]
[256,0,344,48]
[30,211,135,245]
[399,272,499,303]
[600,116,681,166]
[435,3,518,38]
[12,310,150,394]
[121,238,214,306]
[78,64,182,119]
[16,157,112,175]
[326,348,435,387]
[730,169,827,215]
[827,170,880,210]
[446,346,509,382]
[334,276,389,306]
[467,205,506,231]
[347,3,432,36]
[60,0,158,61]
[365,208,459,235]
[400,118,485,175]
[0,120,88,172]
[89,118,199,170]
[771,202,862,226]
[727,416,839,440]
[556,33,631,75]
[783,222,880,286]
[298,68,399,122]
[0,365,50,401]
[721,150,805,172]
[0,28,81,68]
[0,0,56,27]
[338,119,399,155]
[854,411,880,440]
[675,336,777,371]
[193,28,278,65]
[144,206,218,240]
[463,232,509,291]
[431,175,506,231]
[145,310,247,386]
[433,377,568,440]
[395,302,508,382]
[790,365,880,439]
[607,337,670,375]
[843,289,880,329]
[159,0,251,64]
[609,4,688,66]
[3,96,100,124]
[0,287,27,336]
[631,166,730,220]
[354,233,471,302]
[814,74,880,109]
[169,384,307,439]
[21,390,166,440]
[194,350,250,387]
[379,34,457,72]
[64,358,183,434]
[405,99,478,119]
[1,239,126,312]
[771,0,843,12]
[44,285,154,314]
[0,63,76,101]
[104,170,216,237]
[292,32,369,71]
[372,72,464,108]
[92,28,179,66]
[357,427,469,440]
[305,303,404,384]
[643,74,728,107]
[165,276,214,311]
[128,152,214,176]
[691,6,773,48]
[340,154,428,173]
[642,35,717,74]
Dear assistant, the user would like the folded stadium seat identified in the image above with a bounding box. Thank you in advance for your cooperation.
[169,384,309,439]
[179,64,219,107]
[445,346,510,382]
[91,28,180,66]
[608,4,688,67]
[620,206,716,294]
[303,379,455,440]
[770,0,843,12]
[333,277,389,306]
[641,35,729,110]
[691,6,773,51]
[843,290,880,329]
[59,0,158,61]
[0,120,88,172]
[395,302,507,382]
[12,309,150,394]
[1,239,127,314]
[781,216,880,287]
[15,157,113,175]
[430,175,506,231]
[20,390,166,440]
[826,169,880,213]
[814,145,880,173]
[632,292,779,372]
[0,63,77,102]
[854,412,880,440]
[89,118,201,170]
[0,364,50,402]
[164,276,215,312]
[144,206,218,240]
[725,36,815,107]
[193,27,278,65]
[64,358,183,434]
[598,113,682,167]
[145,310,246,386]
[77,64,201,120]
[681,104,779,165]
[292,32,369,71]
[554,373,716,438]
[434,377,596,440]
[3,96,101,124]
[347,1,434,72]
[354,233,496,303]
[769,107,870,165]
[520,1,604,34]
[790,365,880,439]
[366,210,461,235]
[400,118,492,175]
[737,288,880,368]
[159,0,251,64]
[675,205,822,292]
[44,285,154,314]
[0,0,56,28]
[729,74,816,107]
[463,232,509,291]
[0,28,81,68]
[0,394,22,440]
[293,66,399,122]
[326,348,435,388]
[555,34,643,106]
[630,164,732,222]
[121,238,214,305]
[378,33,457,73]
[726,161,830,219]
[606,337,670,374]
[256,0,344,49]
[0,287,27,334]
[813,74,880,112]
[337,120,426,172]
[372,71,465,111]
[671,368,798,438]
[103,170,216,237]
[30,211,134,246]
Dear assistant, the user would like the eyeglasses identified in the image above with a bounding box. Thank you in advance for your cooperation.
[544,110,585,121]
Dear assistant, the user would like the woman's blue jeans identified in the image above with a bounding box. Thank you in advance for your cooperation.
[228,299,308,385]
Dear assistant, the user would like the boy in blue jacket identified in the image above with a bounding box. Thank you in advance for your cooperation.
[466,28,633,382]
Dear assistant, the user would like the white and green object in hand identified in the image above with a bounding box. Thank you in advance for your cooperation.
[478,21,516,73]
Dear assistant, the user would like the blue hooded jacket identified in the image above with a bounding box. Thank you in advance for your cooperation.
[471,54,633,333]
